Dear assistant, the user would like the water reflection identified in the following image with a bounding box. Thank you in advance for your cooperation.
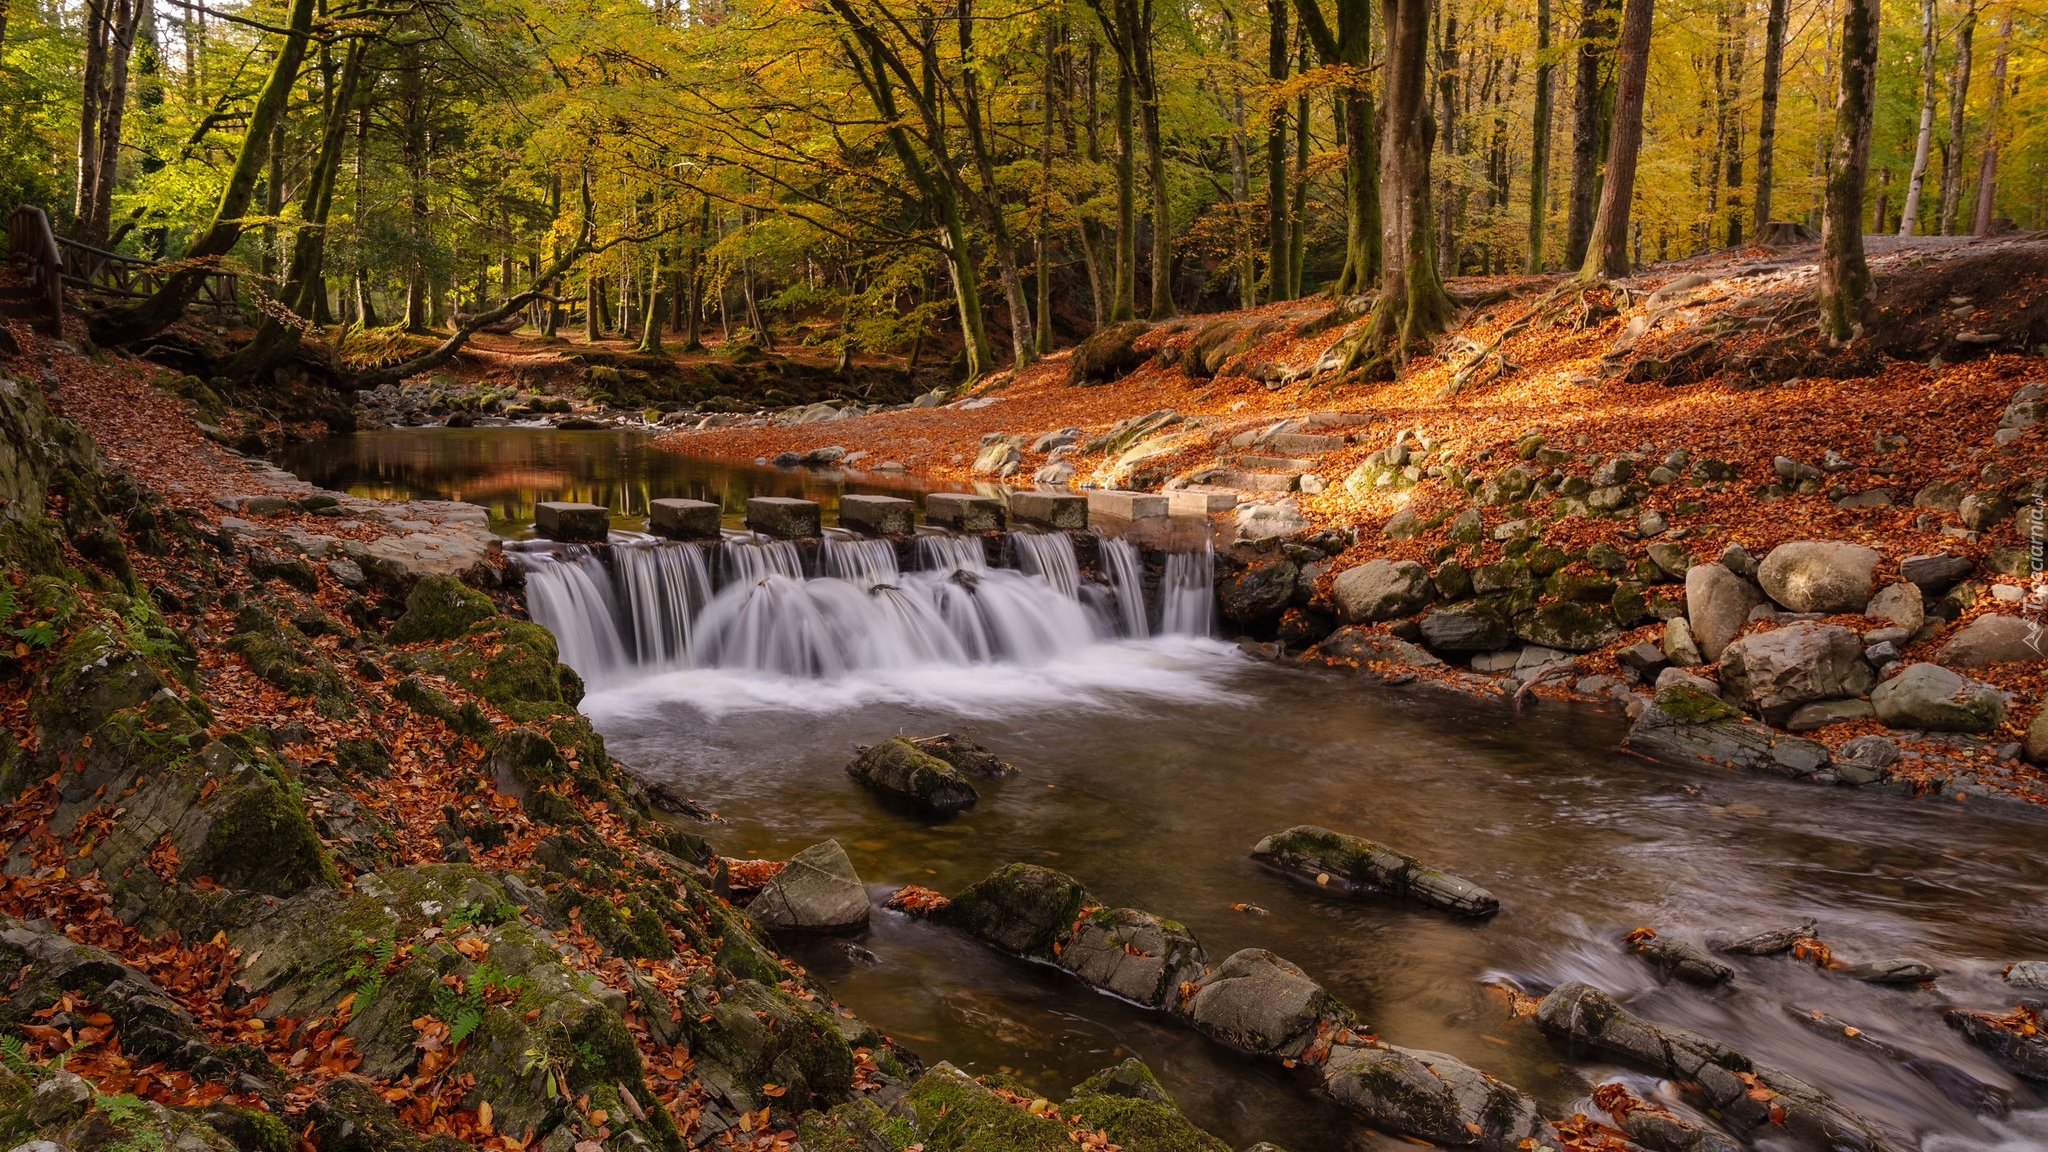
[272,427,962,537]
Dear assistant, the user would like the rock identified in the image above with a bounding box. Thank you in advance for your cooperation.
[925,492,1007,531]
[1331,559,1433,623]
[939,863,1092,959]
[1838,958,1938,985]
[1471,559,1531,594]
[1863,582,1924,633]
[1233,498,1309,540]
[534,501,609,542]
[26,1071,93,1127]
[1068,320,1152,384]
[1592,456,1636,486]
[1936,613,2043,667]
[1663,618,1703,667]
[909,733,1014,778]
[835,494,914,536]
[386,575,497,645]
[1033,461,1077,485]
[973,436,1023,477]
[1900,553,1974,593]
[1381,508,1421,540]
[1637,510,1668,537]
[745,496,823,538]
[1184,949,1352,1060]
[326,558,367,589]
[1870,663,2005,732]
[1536,982,1900,1152]
[2006,961,2048,989]
[1063,1059,1234,1152]
[1835,735,1901,772]
[1685,563,1764,661]
[1959,491,2013,532]
[1756,541,1881,614]
[1319,1044,1543,1151]
[1313,627,1443,668]
[2026,711,2048,766]
[1475,467,1535,506]
[1784,698,1874,731]
[1718,624,1876,723]
[801,444,847,465]
[1645,542,1689,579]
[1418,602,1513,652]
[1058,907,1208,1009]
[1032,426,1082,452]
[1625,930,1734,986]
[1945,1008,2048,1082]
[747,841,869,933]
[1219,560,1298,625]
[1913,481,1967,512]
[1625,683,1831,779]
[1251,825,1498,916]
[1431,560,1473,599]
[1447,507,1484,543]
[1616,640,1669,681]
[846,738,979,814]
[1514,601,1620,652]
[1008,490,1088,529]
[1713,919,1818,955]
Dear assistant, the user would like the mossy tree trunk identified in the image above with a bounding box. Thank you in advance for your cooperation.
[1362,0,1455,366]
[1818,0,1879,342]
[1579,0,1654,278]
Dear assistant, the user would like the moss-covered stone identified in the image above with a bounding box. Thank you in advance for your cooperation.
[846,738,979,815]
[898,1064,1072,1152]
[678,975,855,1122]
[1511,601,1621,652]
[387,576,496,644]
[1251,826,1497,916]
[938,863,1093,959]
[1655,682,1742,723]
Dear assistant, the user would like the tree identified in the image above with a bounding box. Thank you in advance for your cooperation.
[1751,0,1787,231]
[1266,0,1290,299]
[1970,12,2010,236]
[1295,0,1379,293]
[1898,0,1936,235]
[1362,0,1454,363]
[1818,0,1879,341]
[1579,0,1652,277]
[1564,0,1616,267]
[1936,0,1974,235]
[1526,0,1554,271]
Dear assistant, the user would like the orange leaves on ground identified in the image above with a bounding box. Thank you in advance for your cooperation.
[884,884,949,915]
[1970,1005,2042,1037]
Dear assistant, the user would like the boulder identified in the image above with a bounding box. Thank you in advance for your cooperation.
[387,574,497,644]
[1331,559,1434,623]
[1313,627,1443,668]
[1625,683,1831,779]
[746,840,870,933]
[1220,560,1299,625]
[1251,825,1498,916]
[973,435,1024,477]
[1068,321,1153,384]
[1058,907,1208,1009]
[1783,698,1874,732]
[1685,563,1764,661]
[846,738,980,814]
[1184,949,1352,1060]
[1663,618,1703,667]
[1625,930,1733,986]
[1869,663,2005,733]
[1756,541,1882,614]
[2026,710,2048,766]
[1718,624,1876,723]
[1863,583,1924,632]
[1945,1008,2048,1083]
[1536,982,1901,1152]
[1319,1044,1543,1151]
[1899,553,1974,594]
[1513,601,1620,652]
[2007,961,2048,989]
[938,863,1093,959]
[1418,602,1514,652]
[1063,1059,1234,1152]
[909,733,1014,778]
[1935,613,2044,667]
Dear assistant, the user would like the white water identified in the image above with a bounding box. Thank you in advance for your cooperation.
[1162,542,1216,637]
[513,530,1216,689]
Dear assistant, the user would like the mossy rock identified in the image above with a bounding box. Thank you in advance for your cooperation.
[1512,601,1620,653]
[938,863,1093,960]
[1068,322,1152,385]
[1251,825,1498,917]
[846,738,978,815]
[1654,682,1742,723]
[226,628,349,711]
[1065,1062,1230,1152]
[387,575,496,644]
[797,1098,922,1152]
[62,1094,241,1152]
[29,623,171,757]
[413,620,582,723]
[182,741,336,896]
[678,976,855,1122]
[897,1064,1072,1152]
[190,1105,295,1152]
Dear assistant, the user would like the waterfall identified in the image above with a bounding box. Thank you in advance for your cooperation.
[512,530,1217,684]
[1097,535,1149,638]
[1011,531,1081,599]
[1161,542,1215,637]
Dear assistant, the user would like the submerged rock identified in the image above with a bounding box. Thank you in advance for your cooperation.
[1624,683,1831,779]
[1945,1007,2048,1082]
[910,733,1016,778]
[746,840,870,933]
[1537,982,1902,1152]
[1625,928,1734,987]
[2007,961,2048,990]
[847,737,980,815]
[1838,958,1938,985]
[1712,919,1818,956]
[1184,948,1353,1061]
[1319,1044,1544,1151]
[1251,825,1498,916]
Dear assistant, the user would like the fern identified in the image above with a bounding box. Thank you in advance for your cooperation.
[433,975,488,1045]
[341,936,396,1008]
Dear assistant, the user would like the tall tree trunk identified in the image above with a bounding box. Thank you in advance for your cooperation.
[1580,0,1653,277]
[1723,0,1748,245]
[1898,0,1936,235]
[637,265,667,354]
[1819,0,1878,341]
[1527,0,1554,271]
[1112,55,1137,320]
[1289,64,1307,296]
[86,0,138,245]
[76,0,109,230]
[1752,0,1787,231]
[1366,0,1455,363]
[1872,166,1891,232]
[1227,15,1256,310]
[262,108,284,279]
[1937,0,1973,235]
[1434,4,1459,276]
[1971,13,2009,235]
[1266,0,1290,300]
[1127,0,1174,318]
[1565,0,1616,267]
[87,0,317,345]
[1040,20,1058,349]
[957,0,1037,362]
[1077,39,1109,325]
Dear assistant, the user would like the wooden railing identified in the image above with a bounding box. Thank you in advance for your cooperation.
[6,205,66,334]
[57,235,240,313]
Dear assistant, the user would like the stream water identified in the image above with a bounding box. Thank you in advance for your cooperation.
[276,429,2048,1152]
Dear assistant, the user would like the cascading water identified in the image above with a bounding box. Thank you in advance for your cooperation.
[1161,542,1216,637]
[1096,535,1150,638]
[513,528,1216,685]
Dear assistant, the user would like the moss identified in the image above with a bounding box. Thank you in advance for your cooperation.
[798,1099,921,1152]
[1656,683,1742,724]
[900,1067,1072,1152]
[225,629,348,708]
[1062,1094,1229,1152]
[192,1105,294,1152]
[846,738,979,815]
[185,749,336,895]
[335,737,392,778]
[938,864,1093,959]
[621,895,675,959]
[387,576,497,644]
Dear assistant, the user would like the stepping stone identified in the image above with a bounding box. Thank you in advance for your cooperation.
[1008,490,1088,529]
[745,496,822,538]
[648,498,721,539]
[1169,488,1239,515]
[838,494,915,535]
[1200,469,1299,493]
[1265,432,1349,455]
[1088,490,1168,520]
[535,501,609,542]
[1231,454,1318,471]
[925,492,1006,531]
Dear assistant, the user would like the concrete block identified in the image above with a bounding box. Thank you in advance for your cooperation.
[924,492,1006,532]
[1169,488,1239,515]
[535,501,610,542]
[648,498,722,539]
[1008,490,1088,530]
[838,494,915,535]
[746,496,822,538]
[1087,490,1168,520]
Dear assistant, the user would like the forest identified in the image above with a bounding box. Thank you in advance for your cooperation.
[3,0,2044,380]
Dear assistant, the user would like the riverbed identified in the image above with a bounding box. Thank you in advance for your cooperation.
[278,427,2048,1152]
